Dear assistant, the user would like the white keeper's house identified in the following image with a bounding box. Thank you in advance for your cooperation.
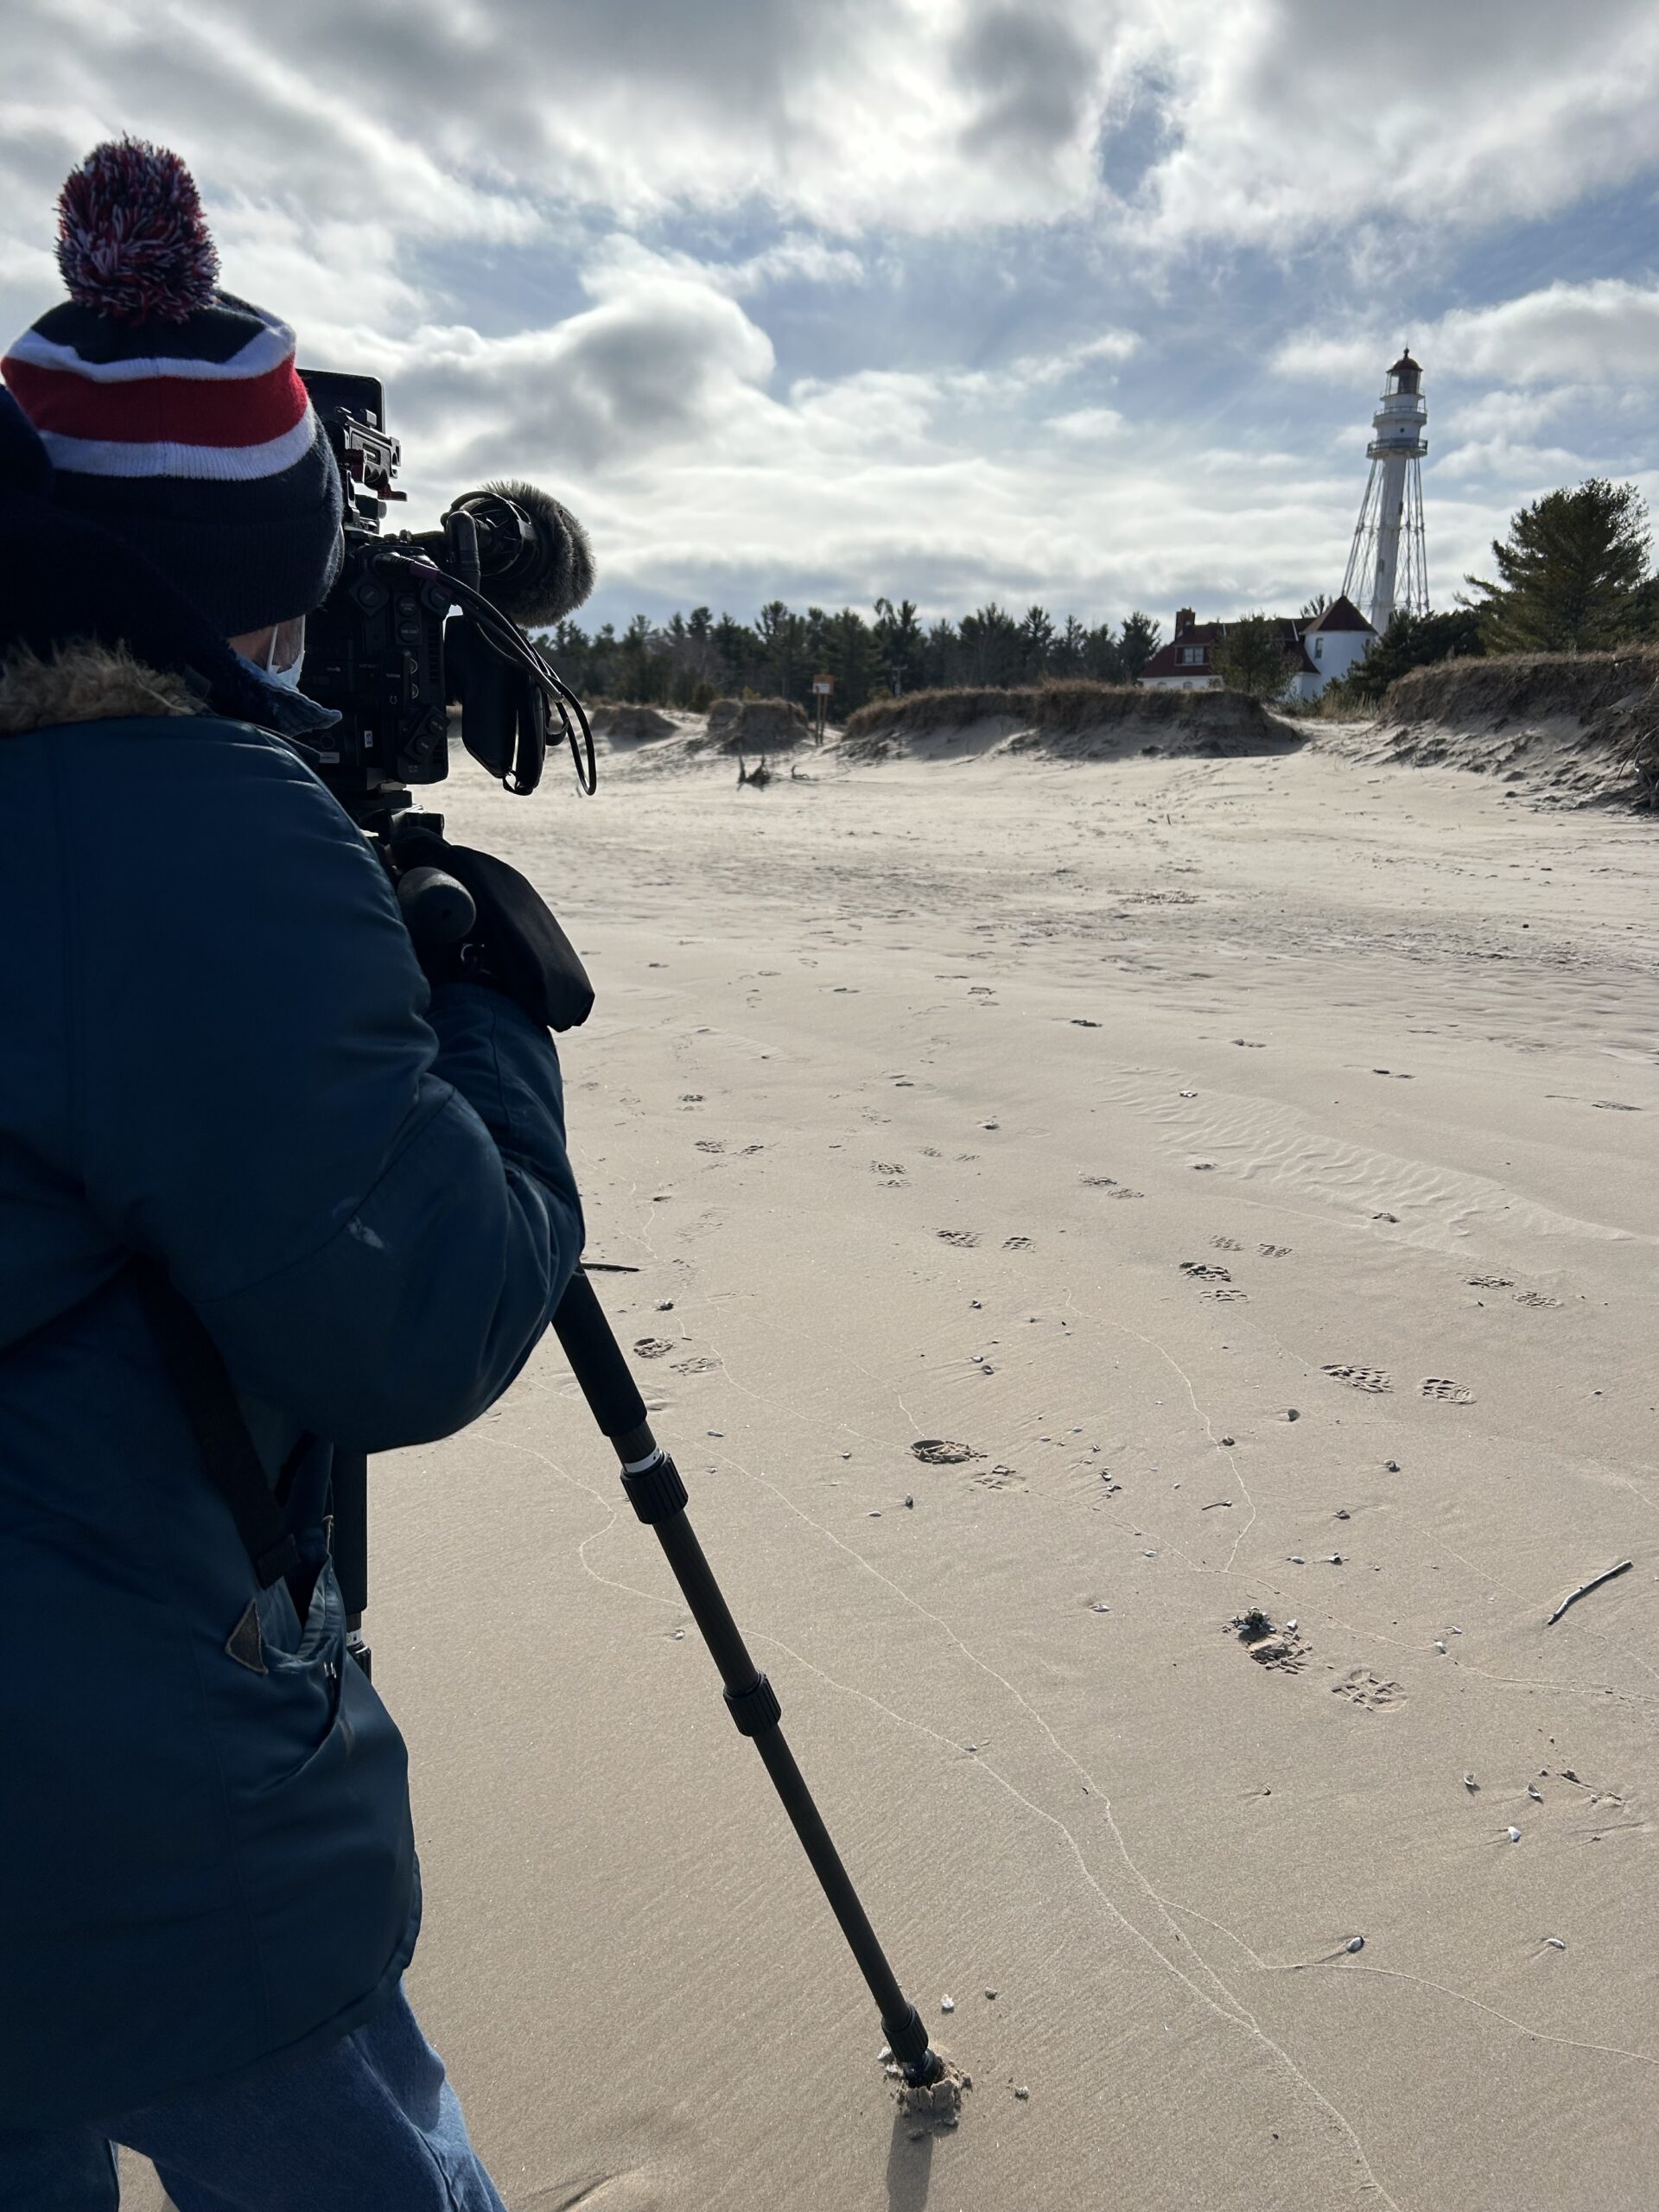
[1138,594,1377,701]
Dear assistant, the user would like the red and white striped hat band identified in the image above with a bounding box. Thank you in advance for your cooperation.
[2,313,316,482]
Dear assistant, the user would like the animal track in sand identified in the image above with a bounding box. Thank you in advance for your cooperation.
[1081,1176,1146,1199]
[1211,1287,1249,1302]
[911,1439,981,1465]
[973,1464,1027,1491]
[1257,1244,1293,1258]
[872,1162,906,1176]
[937,1230,981,1249]
[1004,1236,1034,1250]
[1514,1291,1563,1309]
[1466,1274,1513,1288]
[1332,1667,1406,1710]
[671,1356,719,1375]
[1180,1262,1231,1282]
[1211,1236,1244,1252]
[1321,1364,1394,1394]
[1421,1377,1476,1405]
[632,1338,675,1359]
[695,1140,725,1154]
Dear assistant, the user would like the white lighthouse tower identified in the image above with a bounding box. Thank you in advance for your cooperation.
[1342,347,1429,634]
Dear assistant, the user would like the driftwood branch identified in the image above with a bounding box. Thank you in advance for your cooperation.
[1547,1559,1633,1626]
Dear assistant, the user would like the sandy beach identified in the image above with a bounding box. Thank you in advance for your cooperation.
[125,732,1659,2210]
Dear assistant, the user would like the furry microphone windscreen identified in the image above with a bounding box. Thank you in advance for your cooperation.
[469,479,596,628]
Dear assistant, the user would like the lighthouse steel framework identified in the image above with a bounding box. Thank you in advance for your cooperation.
[1342,349,1428,635]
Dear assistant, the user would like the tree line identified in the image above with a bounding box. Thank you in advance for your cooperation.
[537,599,1165,714]
[536,477,1658,715]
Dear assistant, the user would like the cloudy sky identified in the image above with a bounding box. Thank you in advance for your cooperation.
[6,0,1659,634]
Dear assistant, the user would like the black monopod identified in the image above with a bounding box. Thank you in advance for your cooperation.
[551,1267,945,2088]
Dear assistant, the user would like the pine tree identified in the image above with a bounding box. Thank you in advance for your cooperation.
[1116,611,1162,682]
[1464,479,1651,653]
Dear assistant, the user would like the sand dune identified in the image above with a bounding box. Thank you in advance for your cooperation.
[1314,648,1659,808]
[124,736,1658,2210]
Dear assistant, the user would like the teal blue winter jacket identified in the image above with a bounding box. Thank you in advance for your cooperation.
[0,645,583,2126]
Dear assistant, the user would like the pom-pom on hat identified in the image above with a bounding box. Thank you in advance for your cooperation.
[2,137,341,638]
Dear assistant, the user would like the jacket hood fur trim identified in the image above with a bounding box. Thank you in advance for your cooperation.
[0,639,205,735]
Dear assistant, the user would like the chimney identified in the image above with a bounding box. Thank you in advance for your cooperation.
[1175,607,1195,637]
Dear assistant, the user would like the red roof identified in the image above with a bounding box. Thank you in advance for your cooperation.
[1303,593,1375,634]
[1141,614,1316,682]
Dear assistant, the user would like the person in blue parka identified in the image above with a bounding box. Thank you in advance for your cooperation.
[0,141,583,2210]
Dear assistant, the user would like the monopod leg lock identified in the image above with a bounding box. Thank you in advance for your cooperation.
[551,1267,954,2111]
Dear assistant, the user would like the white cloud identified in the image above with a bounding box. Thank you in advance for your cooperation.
[9,0,1658,251]
[1281,280,1659,395]
[1046,406,1128,439]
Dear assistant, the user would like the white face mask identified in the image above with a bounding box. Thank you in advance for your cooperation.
[261,617,306,692]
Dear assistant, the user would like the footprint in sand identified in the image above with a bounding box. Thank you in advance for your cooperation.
[633,1338,675,1359]
[1180,1262,1231,1282]
[1421,1377,1476,1405]
[937,1230,981,1249]
[1211,1236,1244,1252]
[1211,1287,1249,1302]
[1466,1274,1513,1288]
[1322,1364,1394,1394]
[1003,1236,1034,1250]
[671,1356,719,1375]
[1514,1291,1563,1309]
[1258,1244,1293,1258]
[873,1162,906,1177]
[695,1140,726,1154]
[1332,1667,1406,1710]
[911,1439,981,1465]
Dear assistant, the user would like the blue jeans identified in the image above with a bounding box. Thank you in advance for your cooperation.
[0,1982,507,2211]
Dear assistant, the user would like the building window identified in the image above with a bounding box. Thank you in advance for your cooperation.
[1314,637,1323,659]
[1179,646,1205,665]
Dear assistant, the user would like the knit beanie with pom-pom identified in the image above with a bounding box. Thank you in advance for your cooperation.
[1,138,342,638]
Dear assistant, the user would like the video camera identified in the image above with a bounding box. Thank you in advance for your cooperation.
[296,370,597,831]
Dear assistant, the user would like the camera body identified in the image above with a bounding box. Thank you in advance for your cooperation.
[297,372,454,796]
[296,371,594,822]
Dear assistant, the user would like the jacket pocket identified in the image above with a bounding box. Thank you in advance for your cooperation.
[240,1560,348,1793]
